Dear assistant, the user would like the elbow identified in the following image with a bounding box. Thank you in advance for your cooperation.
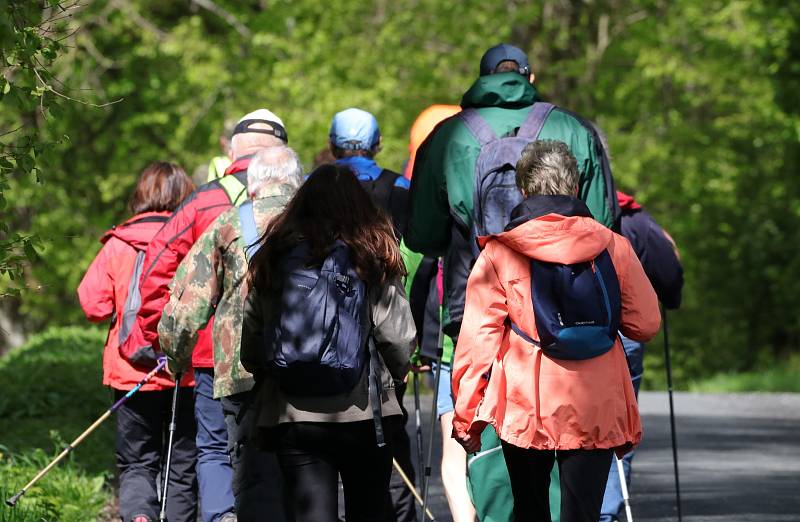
[79,302,111,323]
[621,312,662,343]
[83,312,110,323]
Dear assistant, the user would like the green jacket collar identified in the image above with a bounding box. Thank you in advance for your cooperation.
[460,72,539,109]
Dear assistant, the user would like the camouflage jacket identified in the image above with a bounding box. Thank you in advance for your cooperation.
[158,184,294,398]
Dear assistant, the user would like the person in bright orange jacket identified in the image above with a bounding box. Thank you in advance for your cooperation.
[451,140,660,522]
[403,104,461,180]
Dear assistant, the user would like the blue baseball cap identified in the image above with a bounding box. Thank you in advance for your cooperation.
[479,44,530,76]
[329,108,381,150]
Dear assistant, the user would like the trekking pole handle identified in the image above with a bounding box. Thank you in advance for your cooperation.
[110,357,168,413]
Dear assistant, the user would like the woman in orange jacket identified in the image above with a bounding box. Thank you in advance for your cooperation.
[451,140,661,522]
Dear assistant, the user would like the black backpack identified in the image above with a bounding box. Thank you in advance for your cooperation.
[360,169,409,238]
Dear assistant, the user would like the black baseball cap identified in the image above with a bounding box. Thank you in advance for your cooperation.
[479,44,530,76]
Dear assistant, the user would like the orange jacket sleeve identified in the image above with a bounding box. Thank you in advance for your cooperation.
[616,235,661,342]
[451,246,507,438]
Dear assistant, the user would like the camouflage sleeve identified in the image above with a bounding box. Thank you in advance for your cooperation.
[158,224,222,371]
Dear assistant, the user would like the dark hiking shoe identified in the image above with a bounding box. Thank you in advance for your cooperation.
[220,514,238,522]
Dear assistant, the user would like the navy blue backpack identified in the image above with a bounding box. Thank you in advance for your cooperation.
[239,202,386,444]
[510,250,622,360]
[265,240,369,396]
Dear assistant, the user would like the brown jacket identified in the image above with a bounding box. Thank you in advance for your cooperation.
[241,277,416,427]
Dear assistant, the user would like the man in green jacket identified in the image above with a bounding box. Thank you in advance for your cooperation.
[407,43,617,336]
[406,43,618,522]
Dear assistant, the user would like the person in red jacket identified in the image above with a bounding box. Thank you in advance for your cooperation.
[78,162,196,522]
[121,108,289,522]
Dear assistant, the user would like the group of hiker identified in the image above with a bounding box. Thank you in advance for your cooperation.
[77,42,683,522]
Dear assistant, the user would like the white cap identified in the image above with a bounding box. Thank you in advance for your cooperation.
[233,108,287,142]
[238,108,284,128]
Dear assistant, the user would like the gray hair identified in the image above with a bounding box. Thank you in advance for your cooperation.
[515,140,579,197]
[247,146,304,198]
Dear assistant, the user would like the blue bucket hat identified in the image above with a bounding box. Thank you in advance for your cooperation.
[479,44,530,76]
[329,108,381,151]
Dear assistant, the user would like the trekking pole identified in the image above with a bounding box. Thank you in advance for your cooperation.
[413,371,425,478]
[5,358,168,508]
[662,309,683,522]
[421,262,445,519]
[615,454,634,522]
[393,458,436,521]
[159,372,183,522]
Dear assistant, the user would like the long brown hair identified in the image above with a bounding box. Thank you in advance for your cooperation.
[129,161,194,214]
[248,164,405,293]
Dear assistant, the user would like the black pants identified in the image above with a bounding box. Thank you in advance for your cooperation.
[222,390,286,522]
[337,386,417,522]
[501,442,613,522]
[115,388,197,522]
[275,418,398,522]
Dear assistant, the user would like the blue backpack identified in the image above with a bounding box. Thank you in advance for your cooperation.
[266,240,369,396]
[239,202,386,444]
[510,250,622,360]
[458,102,555,253]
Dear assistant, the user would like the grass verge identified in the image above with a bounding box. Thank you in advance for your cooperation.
[688,354,800,393]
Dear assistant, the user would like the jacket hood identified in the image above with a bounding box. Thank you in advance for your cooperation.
[101,211,171,250]
[480,195,613,264]
[617,190,642,211]
[461,72,539,110]
[224,155,253,176]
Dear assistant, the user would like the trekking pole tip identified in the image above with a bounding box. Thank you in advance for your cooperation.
[5,490,23,507]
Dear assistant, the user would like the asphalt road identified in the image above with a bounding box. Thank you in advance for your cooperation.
[402,391,800,522]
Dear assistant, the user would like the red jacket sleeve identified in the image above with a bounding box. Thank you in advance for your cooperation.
[77,240,116,323]
[133,202,199,351]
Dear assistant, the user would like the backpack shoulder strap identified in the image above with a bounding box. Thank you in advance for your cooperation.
[594,249,621,335]
[517,102,556,140]
[238,200,260,260]
[118,250,147,346]
[458,109,497,146]
[361,286,386,447]
[370,169,398,209]
[219,174,248,206]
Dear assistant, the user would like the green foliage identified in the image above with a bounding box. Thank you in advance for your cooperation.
[1,0,799,383]
[0,326,112,519]
[688,354,800,393]
[0,1,72,290]
[0,327,114,474]
[0,448,109,521]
